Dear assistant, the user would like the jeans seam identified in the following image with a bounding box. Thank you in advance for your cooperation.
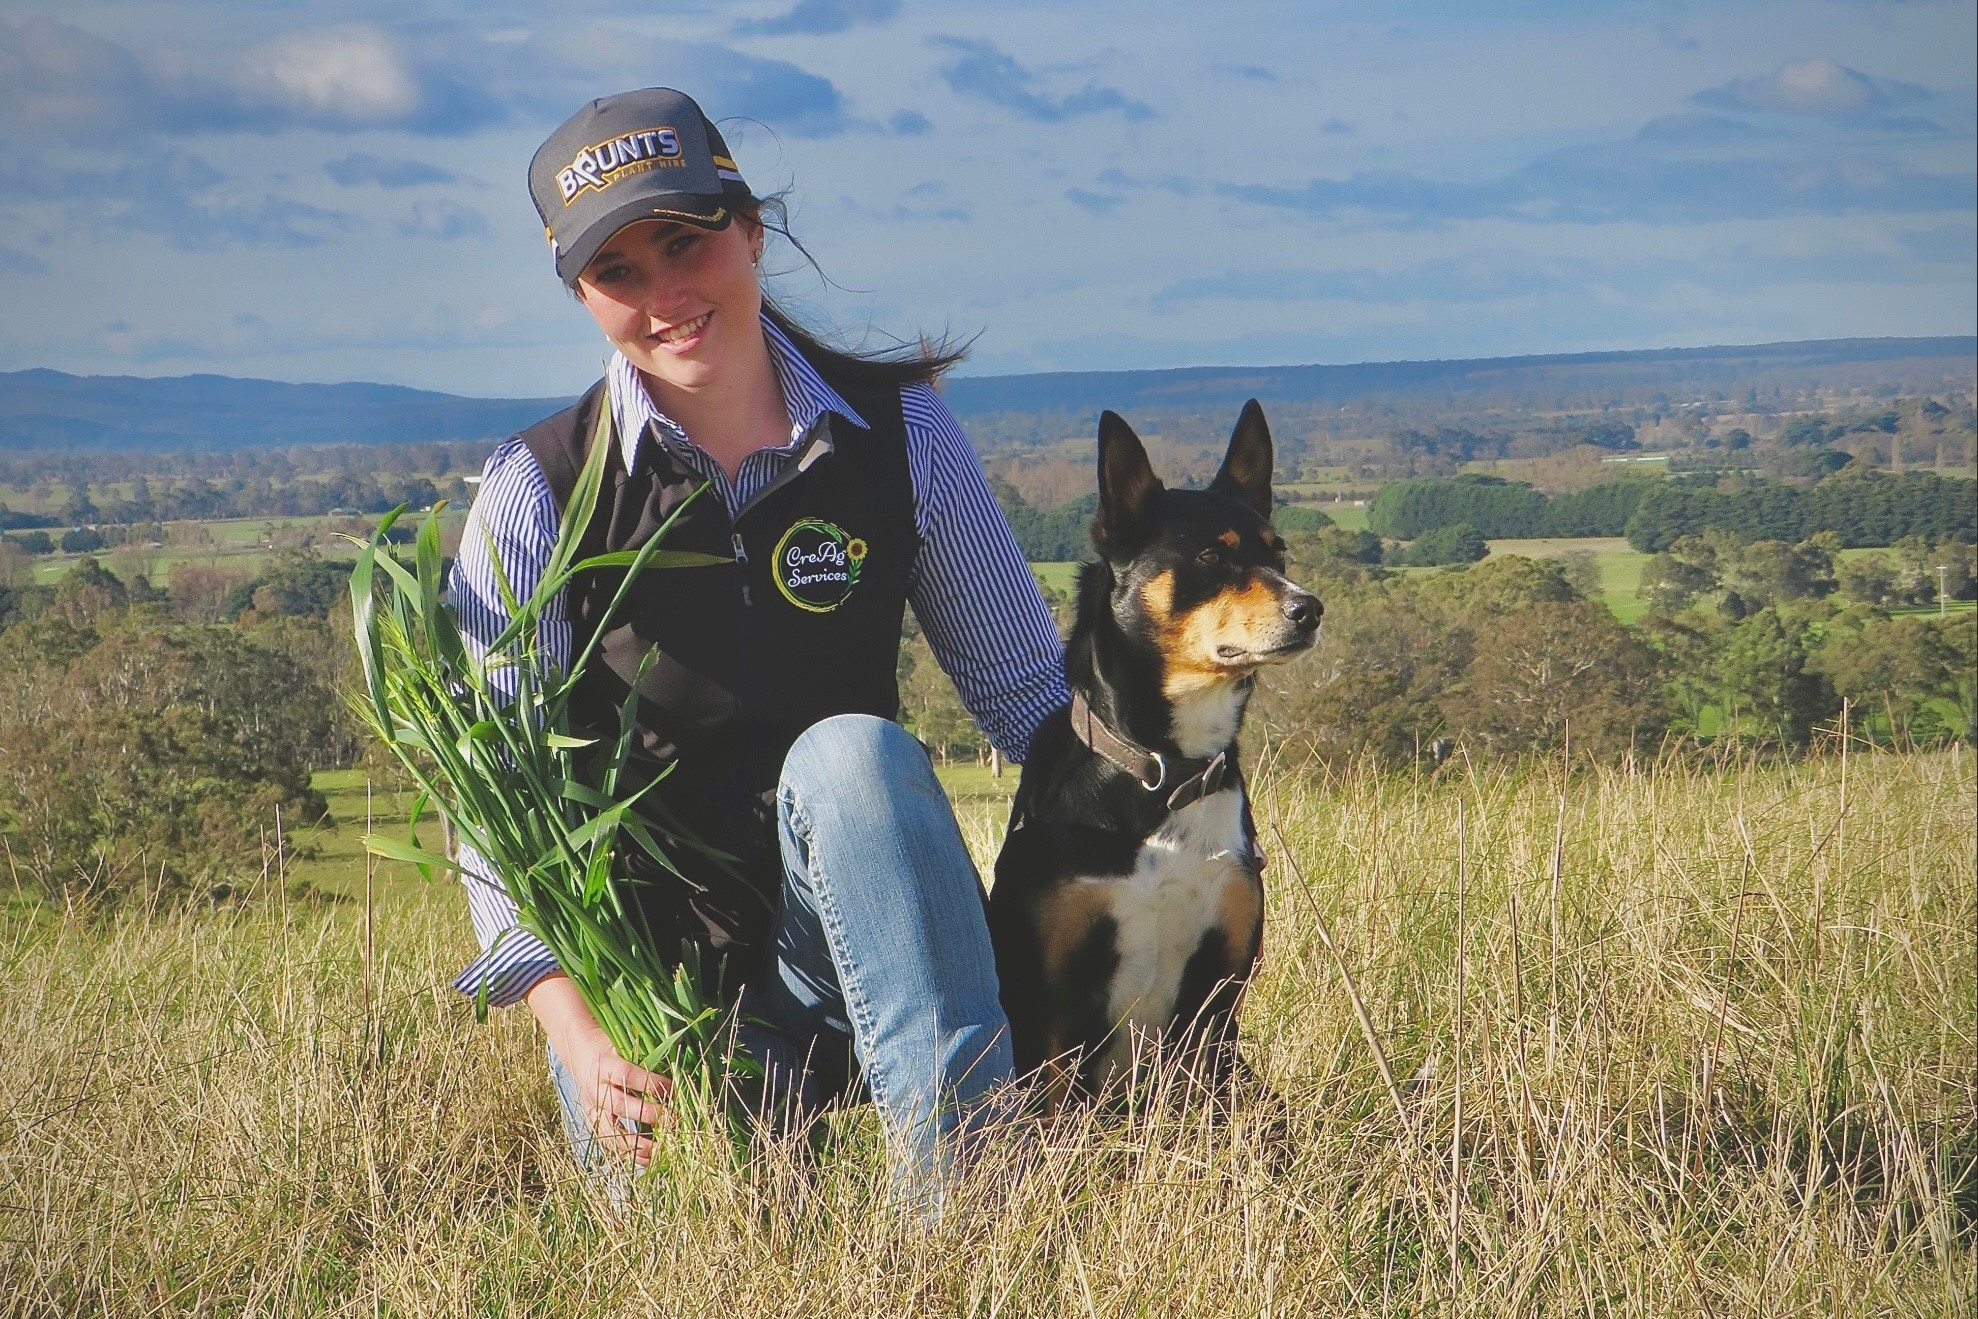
[786,793,899,1135]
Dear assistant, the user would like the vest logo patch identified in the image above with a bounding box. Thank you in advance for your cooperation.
[772,518,866,613]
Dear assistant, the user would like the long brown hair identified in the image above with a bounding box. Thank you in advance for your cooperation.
[745,194,972,391]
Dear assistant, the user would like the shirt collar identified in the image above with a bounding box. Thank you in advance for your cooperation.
[606,312,869,476]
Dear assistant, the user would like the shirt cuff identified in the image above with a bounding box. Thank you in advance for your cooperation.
[451,927,561,1008]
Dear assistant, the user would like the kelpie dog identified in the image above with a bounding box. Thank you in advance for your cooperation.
[989,400,1321,1103]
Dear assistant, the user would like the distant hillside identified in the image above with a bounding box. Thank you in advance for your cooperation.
[941,336,1977,418]
[0,369,569,452]
[1,336,1970,452]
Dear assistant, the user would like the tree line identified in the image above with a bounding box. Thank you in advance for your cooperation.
[1623,469,1975,551]
[4,529,1972,912]
[0,472,468,536]
[0,550,371,908]
[1368,473,1657,539]
[1365,469,1974,550]
[1254,529,1975,770]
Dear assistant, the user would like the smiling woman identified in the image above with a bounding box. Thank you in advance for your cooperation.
[446,87,1069,1209]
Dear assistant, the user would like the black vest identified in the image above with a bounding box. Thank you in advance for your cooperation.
[518,365,917,974]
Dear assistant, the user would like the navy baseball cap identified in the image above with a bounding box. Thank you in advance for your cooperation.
[529,88,753,286]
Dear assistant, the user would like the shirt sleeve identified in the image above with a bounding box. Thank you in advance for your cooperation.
[444,437,569,1007]
[901,383,1070,762]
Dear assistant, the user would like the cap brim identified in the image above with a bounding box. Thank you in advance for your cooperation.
[557,193,733,286]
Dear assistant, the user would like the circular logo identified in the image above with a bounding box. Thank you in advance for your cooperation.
[772,518,867,613]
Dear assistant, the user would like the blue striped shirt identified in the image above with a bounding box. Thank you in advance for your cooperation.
[447,314,1069,1006]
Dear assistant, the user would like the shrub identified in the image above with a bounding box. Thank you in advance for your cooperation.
[0,617,329,907]
[1255,553,1664,769]
[1271,503,1335,532]
[1405,522,1488,566]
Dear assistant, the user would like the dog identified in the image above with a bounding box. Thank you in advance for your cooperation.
[989,399,1321,1105]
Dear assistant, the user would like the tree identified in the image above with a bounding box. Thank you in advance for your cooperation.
[1272,502,1334,532]
[1640,552,1717,615]
[50,556,128,626]
[1638,614,1720,735]
[1448,598,1664,760]
[0,539,31,590]
[1406,522,1488,566]
[1812,614,1966,744]
[169,563,258,624]
[16,531,55,556]
[897,633,979,765]
[1838,553,1901,607]
[1714,607,1839,747]
[1369,475,1544,539]
[62,485,98,525]
[1721,538,1835,607]
[1282,528,1388,597]
[0,618,330,907]
[1421,554,1575,613]
[242,548,350,620]
[1255,589,1465,768]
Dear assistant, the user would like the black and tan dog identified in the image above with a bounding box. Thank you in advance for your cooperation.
[989,400,1321,1103]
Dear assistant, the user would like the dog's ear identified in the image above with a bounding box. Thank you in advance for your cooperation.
[1094,410,1163,559]
[1209,399,1274,519]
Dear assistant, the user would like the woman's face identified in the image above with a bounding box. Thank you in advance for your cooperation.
[574,215,763,394]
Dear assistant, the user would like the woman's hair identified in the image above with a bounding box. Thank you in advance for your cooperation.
[744,194,971,391]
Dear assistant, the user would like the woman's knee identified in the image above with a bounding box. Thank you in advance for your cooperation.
[780,713,928,798]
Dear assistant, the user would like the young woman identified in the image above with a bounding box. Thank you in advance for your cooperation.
[448,88,1067,1199]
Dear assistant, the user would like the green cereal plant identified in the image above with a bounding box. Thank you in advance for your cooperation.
[346,403,763,1169]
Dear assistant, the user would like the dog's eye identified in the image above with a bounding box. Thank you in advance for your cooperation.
[1197,548,1223,566]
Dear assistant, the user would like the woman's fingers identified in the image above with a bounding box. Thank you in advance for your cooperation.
[598,1055,673,1103]
[602,1079,670,1128]
[587,1105,656,1167]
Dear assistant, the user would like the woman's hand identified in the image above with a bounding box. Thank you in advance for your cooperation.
[526,973,671,1168]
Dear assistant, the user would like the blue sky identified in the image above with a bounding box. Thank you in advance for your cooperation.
[0,0,1972,396]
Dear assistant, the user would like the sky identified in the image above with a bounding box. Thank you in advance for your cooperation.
[0,0,1972,397]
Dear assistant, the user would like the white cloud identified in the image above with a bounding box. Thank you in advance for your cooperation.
[235,27,421,125]
[1691,57,1936,127]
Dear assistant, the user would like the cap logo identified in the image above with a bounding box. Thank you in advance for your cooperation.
[556,126,685,204]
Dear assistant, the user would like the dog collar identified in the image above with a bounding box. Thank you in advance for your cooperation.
[1068,690,1230,813]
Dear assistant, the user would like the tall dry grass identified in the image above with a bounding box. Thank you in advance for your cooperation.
[2,748,1972,1316]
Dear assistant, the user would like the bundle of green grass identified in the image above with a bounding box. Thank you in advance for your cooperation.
[347,406,761,1169]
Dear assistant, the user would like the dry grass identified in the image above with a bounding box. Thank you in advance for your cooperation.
[3,748,1972,1316]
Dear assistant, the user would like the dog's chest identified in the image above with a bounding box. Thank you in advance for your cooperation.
[1096,788,1254,1042]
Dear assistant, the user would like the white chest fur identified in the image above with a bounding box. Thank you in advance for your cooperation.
[1085,788,1253,1081]
[1167,682,1246,759]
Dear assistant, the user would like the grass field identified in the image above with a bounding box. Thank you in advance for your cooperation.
[22,510,470,587]
[3,749,1971,1315]
[1485,537,1648,622]
[1030,560,1083,595]
[1319,502,1371,532]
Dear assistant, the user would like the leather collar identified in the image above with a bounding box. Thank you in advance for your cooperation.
[1068,689,1230,813]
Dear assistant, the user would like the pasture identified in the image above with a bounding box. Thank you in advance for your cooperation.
[1483,537,1648,622]
[3,748,1971,1315]
[22,510,471,587]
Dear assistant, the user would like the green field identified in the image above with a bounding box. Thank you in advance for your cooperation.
[1317,502,1370,532]
[1030,559,1083,594]
[23,509,470,587]
[1485,536,1648,622]
[5,751,1970,1313]
[18,518,1963,639]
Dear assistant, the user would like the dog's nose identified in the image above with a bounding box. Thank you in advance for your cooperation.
[1284,592,1322,631]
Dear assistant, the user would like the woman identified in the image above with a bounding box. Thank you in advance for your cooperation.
[448,88,1067,1200]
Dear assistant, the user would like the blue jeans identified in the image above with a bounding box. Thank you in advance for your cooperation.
[550,713,1017,1200]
